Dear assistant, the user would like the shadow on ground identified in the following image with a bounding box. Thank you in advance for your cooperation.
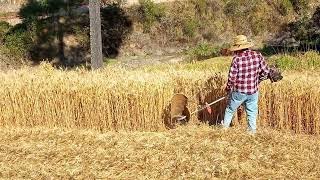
[7,1,133,67]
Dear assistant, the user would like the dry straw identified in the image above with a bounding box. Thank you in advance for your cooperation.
[0,126,320,179]
[0,61,319,134]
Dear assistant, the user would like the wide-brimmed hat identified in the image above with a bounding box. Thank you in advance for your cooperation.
[229,35,254,51]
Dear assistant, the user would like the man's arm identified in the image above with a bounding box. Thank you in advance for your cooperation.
[226,57,238,92]
[259,54,270,81]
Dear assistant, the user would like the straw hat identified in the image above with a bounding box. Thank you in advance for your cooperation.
[229,35,254,51]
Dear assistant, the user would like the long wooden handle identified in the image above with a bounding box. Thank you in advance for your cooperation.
[190,96,226,115]
[177,96,227,121]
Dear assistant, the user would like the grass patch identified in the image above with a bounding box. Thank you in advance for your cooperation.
[187,43,220,61]
[268,51,320,70]
[104,58,118,66]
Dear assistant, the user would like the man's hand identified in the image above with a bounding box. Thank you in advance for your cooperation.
[226,89,232,95]
[225,87,232,99]
[259,65,283,83]
[268,66,283,83]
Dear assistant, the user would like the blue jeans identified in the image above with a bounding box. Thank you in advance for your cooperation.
[223,91,259,133]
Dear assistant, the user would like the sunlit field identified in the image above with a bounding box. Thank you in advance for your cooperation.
[0,126,320,179]
[1,52,320,134]
[1,51,320,178]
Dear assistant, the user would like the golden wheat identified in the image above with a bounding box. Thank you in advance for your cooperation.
[0,60,320,134]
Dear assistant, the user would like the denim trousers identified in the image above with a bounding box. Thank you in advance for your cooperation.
[223,91,259,133]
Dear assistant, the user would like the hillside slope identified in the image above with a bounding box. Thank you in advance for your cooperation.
[0,0,319,67]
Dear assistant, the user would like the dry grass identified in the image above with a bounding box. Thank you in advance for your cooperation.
[259,73,320,134]
[0,0,25,4]
[0,54,320,178]
[0,58,320,134]
[0,62,228,132]
[0,125,320,179]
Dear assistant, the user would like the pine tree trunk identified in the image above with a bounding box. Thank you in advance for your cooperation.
[89,0,103,69]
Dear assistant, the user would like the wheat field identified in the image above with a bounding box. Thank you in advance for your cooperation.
[0,53,320,179]
[0,56,320,134]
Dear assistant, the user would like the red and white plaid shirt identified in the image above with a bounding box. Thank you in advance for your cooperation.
[226,49,269,94]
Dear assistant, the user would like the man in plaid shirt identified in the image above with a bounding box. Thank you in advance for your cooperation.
[223,35,270,134]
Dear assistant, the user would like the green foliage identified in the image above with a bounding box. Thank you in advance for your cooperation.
[289,0,309,14]
[182,19,198,38]
[285,8,320,50]
[19,0,86,20]
[2,0,132,64]
[73,26,89,48]
[289,16,311,39]
[104,58,118,66]
[272,0,309,16]
[0,21,12,43]
[223,0,260,34]
[272,55,299,70]
[20,0,64,20]
[223,0,258,17]
[278,0,294,15]
[139,0,165,32]
[4,24,33,57]
[189,0,207,16]
[224,1,243,16]
[269,51,320,70]
[188,43,220,61]
[313,7,320,28]
[10,0,93,63]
